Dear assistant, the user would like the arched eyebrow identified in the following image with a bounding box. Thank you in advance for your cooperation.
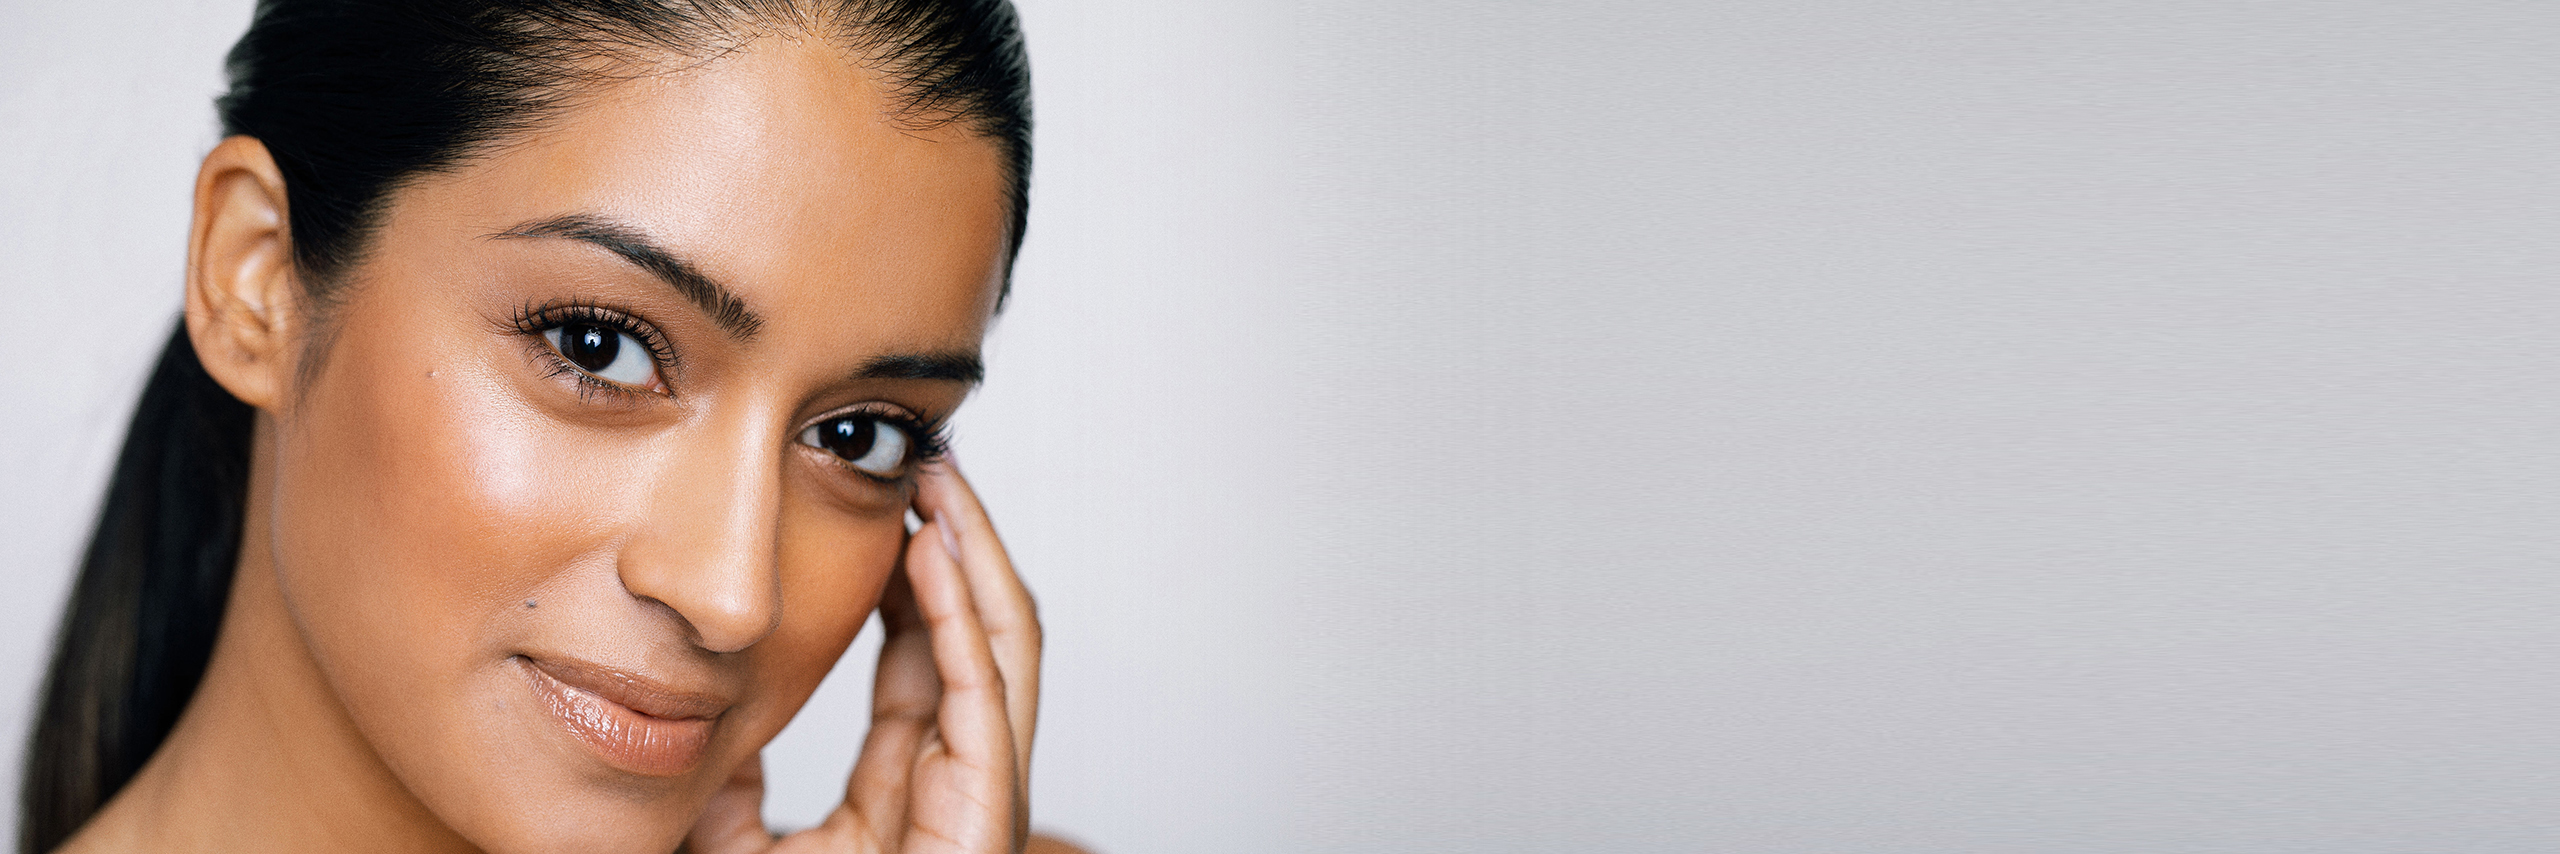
[491,214,765,339]
[858,352,985,385]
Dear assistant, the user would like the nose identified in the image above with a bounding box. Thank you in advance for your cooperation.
[616,417,784,654]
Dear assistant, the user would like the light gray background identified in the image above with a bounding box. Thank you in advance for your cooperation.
[4,1,2555,852]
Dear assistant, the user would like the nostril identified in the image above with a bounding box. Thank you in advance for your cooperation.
[612,439,787,654]
[625,587,778,655]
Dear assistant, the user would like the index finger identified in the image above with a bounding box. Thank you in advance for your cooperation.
[913,455,1041,778]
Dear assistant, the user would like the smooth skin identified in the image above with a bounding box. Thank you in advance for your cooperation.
[59,31,1060,854]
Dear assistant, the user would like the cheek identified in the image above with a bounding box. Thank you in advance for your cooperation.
[733,489,908,731]
[264,293,919,850]
[274,346,632,654]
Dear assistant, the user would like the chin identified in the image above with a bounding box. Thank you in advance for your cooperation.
[350,652,759,854]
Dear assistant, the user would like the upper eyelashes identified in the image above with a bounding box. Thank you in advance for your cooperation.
[509,300,675,395]
[801,415,910,476]
[796,407,953,482]
[506,298,953,484]
[546,322,658,387]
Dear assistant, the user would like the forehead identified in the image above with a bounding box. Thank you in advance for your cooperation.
[405,35,1012,346]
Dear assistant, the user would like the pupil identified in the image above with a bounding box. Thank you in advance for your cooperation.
[563,323,617,372]
[823,418,877,460]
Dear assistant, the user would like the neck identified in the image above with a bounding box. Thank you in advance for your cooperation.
[54,428,477,854]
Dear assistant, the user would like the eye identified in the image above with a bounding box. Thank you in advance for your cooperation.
[543,322,658,387]
[799,414,913,477]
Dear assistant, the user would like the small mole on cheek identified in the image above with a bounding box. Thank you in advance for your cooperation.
[524,599,537,609]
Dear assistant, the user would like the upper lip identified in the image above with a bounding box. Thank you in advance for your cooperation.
[522,656,731,721]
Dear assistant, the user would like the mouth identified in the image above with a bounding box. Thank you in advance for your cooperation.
[515,655,729,777]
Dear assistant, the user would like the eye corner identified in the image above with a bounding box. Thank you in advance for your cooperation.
[518,304,673,396]
[798,409,941,480]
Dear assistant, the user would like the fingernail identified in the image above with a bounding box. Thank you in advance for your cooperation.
[938,518,962,560]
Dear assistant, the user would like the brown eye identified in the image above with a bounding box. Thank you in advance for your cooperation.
[799,415,912,476]
[543,322,656,386]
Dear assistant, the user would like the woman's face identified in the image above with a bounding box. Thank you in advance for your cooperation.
[255,39,1008,851]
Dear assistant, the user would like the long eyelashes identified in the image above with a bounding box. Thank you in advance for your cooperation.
[802,406,954,483]
[506,299,676,399]
[868,409,953,465]
[504,298,953,482]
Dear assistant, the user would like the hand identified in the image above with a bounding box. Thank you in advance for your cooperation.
[688,456,1042,854]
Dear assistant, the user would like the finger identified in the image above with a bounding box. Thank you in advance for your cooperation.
[904,509,1014,770]
[687,753,774,854]
[846,567,935,847]
[914,456,1042,778]
[900,507,1027,852]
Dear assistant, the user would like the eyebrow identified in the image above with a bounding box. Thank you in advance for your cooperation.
[857,352,986,385]
[493,213,983,387]
[492,214,765,339]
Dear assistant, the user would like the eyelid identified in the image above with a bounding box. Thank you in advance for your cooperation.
[798,401,920,430]
[796,404,953,472]
[505,299,679,394]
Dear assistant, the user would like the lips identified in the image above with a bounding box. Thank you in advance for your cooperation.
[517,655,728,777]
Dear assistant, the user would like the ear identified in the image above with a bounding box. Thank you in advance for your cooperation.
[184,135,303,412]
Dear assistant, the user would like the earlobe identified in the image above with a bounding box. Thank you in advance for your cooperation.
[184,135,301,412]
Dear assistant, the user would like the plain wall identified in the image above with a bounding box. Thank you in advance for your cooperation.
[6,1,2558,852]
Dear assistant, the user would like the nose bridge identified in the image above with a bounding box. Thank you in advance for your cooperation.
[619,407,784,654]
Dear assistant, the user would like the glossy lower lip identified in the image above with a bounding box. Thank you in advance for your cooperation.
[517,656,727,777]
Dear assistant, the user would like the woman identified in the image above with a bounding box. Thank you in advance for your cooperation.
[20,1,1059,852]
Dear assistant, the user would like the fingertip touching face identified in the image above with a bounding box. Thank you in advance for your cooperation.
[254,33,1009,852]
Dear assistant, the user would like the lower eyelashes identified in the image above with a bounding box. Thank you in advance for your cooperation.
[545,322,658,387]
[499,300,951,485]
[802,416,912,476]
[503,300,675,397]
[797,409,952,484]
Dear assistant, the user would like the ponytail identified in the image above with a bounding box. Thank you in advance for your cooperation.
[19,324,253,854]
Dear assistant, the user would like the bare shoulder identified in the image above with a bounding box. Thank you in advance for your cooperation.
[1028,832,1099,854]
